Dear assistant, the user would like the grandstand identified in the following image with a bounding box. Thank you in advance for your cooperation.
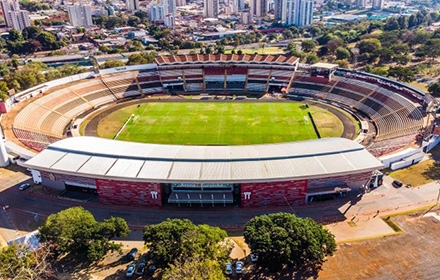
[4,54,435,208]
[8,55,431,162]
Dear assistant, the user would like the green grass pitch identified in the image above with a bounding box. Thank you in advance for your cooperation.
[97,102,344,145]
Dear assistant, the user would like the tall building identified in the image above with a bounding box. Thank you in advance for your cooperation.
[9,10,30,30]
[236,0,245,11]
[1,0,29,30]
[356,0,366,8]
[274,0,286,22]
[126,0,140,11]
[372,0,384,10]
[1,0,19,27]
[162,0,176,15]
[176,0,186,6]
[204,0,218,18]
[164,14,175,26]
[148,3,164,21]
[250,0,267,18]
[67,4,93,27]
[285,0,313,26]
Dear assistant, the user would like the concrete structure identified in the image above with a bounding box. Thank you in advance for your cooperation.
[372,0,384,9]
[24,137,383,207]
[1,0,19,28]
[204,0,219,18]
[164,14,175,26]
[250,0,267,18]
[286,0,313,26]
[274,0,286,23]
[126,0,140,11]
[1,0,29,30]
[148,3,165,21]
[9,10,30,30]
[356,0,366,8]
[67,4,93,27]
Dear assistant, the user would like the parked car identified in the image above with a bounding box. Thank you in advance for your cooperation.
[235,261,243,274]
[225,262,233,275]
[127,248,138,261]
[147,264,156,275]
[125,264,136,278]
[136,262,146,275]
[392,180,403,188]
[18,183,30,191]
[250,253,258,262]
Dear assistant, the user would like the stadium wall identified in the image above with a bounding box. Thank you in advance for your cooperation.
[96,179,162,207]
[36,169,374,207]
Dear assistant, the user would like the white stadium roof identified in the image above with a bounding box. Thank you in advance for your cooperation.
[24,137,383,183]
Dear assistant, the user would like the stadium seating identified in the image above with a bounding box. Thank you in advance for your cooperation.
[292,75,424,143]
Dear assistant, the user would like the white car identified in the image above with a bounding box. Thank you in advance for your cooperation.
[235,261,243,274]
[125,264,136,277]
[18,183,30,191]
[225,262,233,275]
[250,253,258,262]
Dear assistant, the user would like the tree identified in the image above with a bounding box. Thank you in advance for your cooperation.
[0,243,55,279]
[244,213,336,272]
[388,66,415,82]
[326,38,344,54]
[100,59,126,69]
[335,47,351,60]
[306,54,319,64]
[301,39,316,53]
[357,38,381,54]
[162,256,226,280]
[143,219,232,269]
[38,207,129,262]
[428,82,440,96]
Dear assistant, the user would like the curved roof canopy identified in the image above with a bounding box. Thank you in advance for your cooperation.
[24,137,383,183]
[155,54,299,66]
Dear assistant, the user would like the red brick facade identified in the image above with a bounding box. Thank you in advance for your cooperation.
[95,179,162,207]
[240,180,308,207]
[308,172,371,189]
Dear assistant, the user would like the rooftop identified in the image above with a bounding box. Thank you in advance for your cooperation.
[25,137,383,183]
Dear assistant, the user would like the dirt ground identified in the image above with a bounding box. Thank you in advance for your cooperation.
[319,209,440,280]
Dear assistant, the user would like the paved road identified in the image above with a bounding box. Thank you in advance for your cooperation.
[0,167,439,243]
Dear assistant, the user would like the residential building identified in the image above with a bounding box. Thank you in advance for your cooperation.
[250,0,267,18]
[67,4,93,27]
[285,0,313,26]
[164,14,175,26]
[0,0,31,30]
[9,10,30,30]
[236,0,244,11]
[126,0,140,11]
[372,0,384,9]
[356,0,366,8]
[274,0,286,23]
[204,0,219,18]
[176,0,186,6]
[148,3,164,21]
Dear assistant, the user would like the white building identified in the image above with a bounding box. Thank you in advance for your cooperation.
[67,4,93,27]
[148,3,164,21]
[356,0,366,8]
[372,0,384,9]
[285,0,313,26]
[9,10,30,30]
[236,0,245,11]
[126,0,140,11]
[164,14,175,26]
[176,0,186,6]
[204,0,219,18]
[1,0,29,30]
[250,0,267,18]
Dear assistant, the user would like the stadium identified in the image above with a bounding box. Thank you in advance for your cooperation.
[2,54,437,208]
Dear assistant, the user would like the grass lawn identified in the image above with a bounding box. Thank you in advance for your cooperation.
[97,102,345,145]
[388,159,434,187]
